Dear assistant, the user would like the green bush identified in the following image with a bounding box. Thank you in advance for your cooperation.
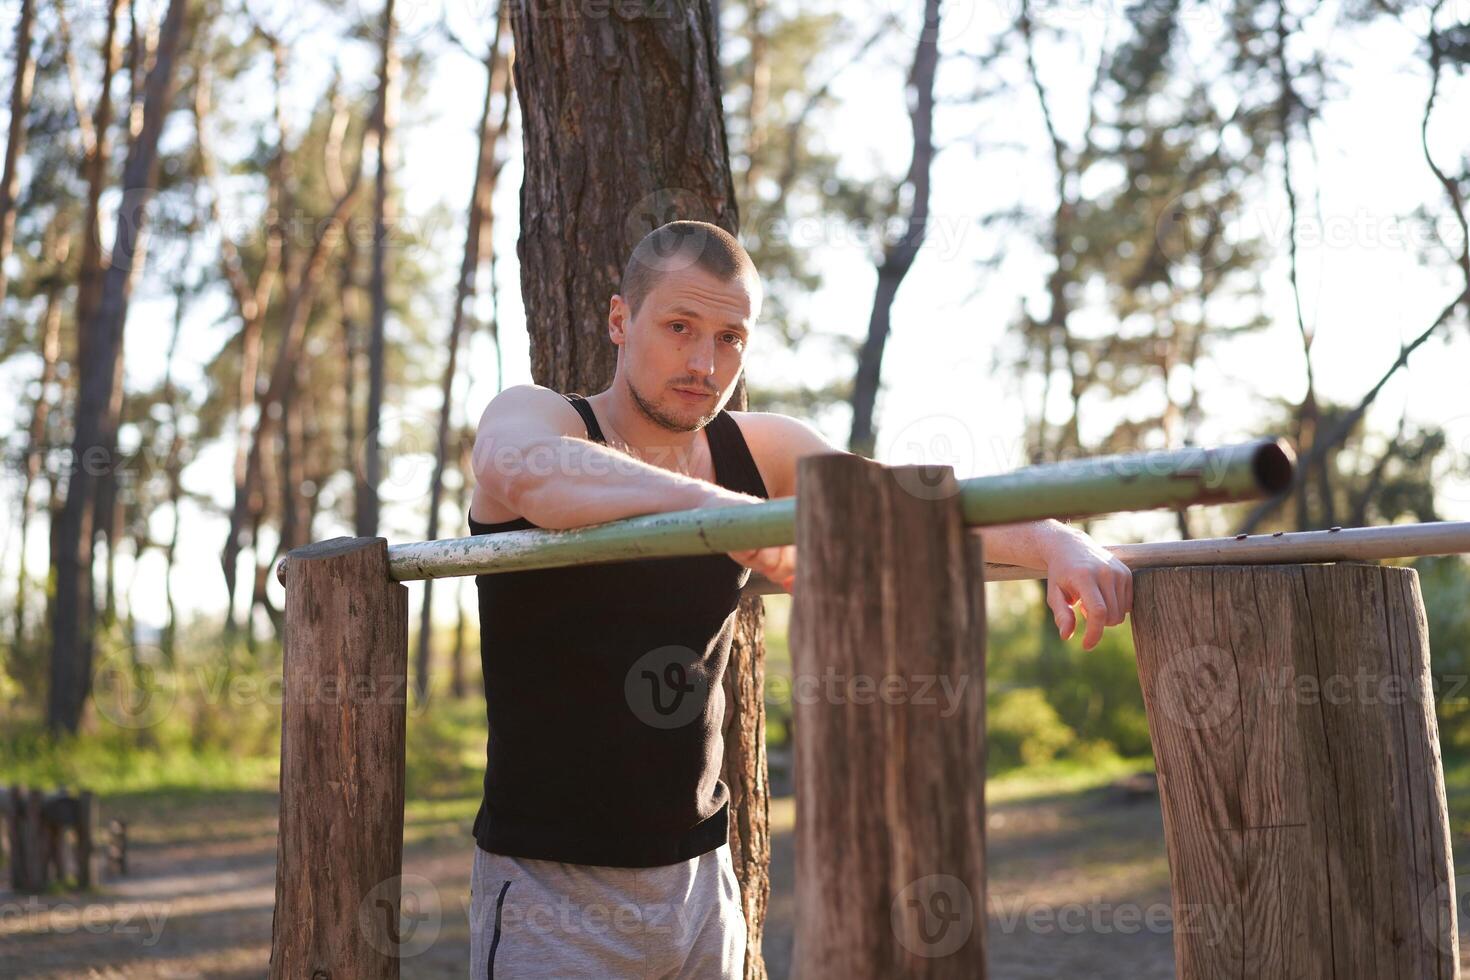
[987,687,1077,771]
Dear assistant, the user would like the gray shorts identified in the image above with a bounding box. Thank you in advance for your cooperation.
[468,842,746,979]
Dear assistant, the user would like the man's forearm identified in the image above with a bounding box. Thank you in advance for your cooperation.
[975,519,1073,569]
[483,436,740,530]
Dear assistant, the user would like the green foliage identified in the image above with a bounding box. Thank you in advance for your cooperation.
[1418,556,1470,754]
[987,687,1077,770]
[985,583,1152,771]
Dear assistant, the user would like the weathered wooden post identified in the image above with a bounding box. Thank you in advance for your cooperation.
[1133,562,1458,978]
[269,537,409,980]
[790,455,988,978]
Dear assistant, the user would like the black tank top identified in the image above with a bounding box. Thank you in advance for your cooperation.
[468,392,769,867]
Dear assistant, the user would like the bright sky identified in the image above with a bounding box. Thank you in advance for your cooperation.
[0,0,1466,635]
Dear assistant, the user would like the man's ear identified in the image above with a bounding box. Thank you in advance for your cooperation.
[608,295,628,345]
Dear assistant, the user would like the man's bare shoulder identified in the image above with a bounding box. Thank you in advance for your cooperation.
[725,409,845,498]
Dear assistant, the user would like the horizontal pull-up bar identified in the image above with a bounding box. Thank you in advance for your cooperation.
[277,436,1293,585]
[974,518,1470,583]
[735,518,1470,594]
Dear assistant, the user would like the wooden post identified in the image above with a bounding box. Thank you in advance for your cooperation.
[790,455,987,979]
[269,537,409,980]
[76,790,99,888]
[7,784,28,891]
[24,786,45,892]
[1132,562,1459,978]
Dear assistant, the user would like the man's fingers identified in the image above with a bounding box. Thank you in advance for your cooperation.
[1099,569,1124,627]
[1046,579,1076,640]
[1077,580,1107,650]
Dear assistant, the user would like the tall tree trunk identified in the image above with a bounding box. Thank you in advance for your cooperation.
[414,0,512,702]
[358,0,399,538]
[341,229,363,525]
[508,4,769,974]
[14,228,70,656]
[451,434,473,700]
[158,280,190,664]
[846,0,941,457]
[48,0,193,734]
[193,55,284,634]
[0,0,37,309]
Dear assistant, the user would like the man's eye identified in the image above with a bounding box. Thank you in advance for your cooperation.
[670,322,687,332]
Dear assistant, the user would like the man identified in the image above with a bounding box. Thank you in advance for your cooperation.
[466,220,1132,978]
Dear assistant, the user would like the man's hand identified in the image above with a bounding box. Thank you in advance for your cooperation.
[1040,525,1133,651]
[699,487,797,593]
[727,544,796,593]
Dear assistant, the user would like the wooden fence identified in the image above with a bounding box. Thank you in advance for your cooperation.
[265,436,1462,978]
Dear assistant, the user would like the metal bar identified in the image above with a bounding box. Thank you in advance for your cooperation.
[279,437,1294,584]
[980,520,1470,584]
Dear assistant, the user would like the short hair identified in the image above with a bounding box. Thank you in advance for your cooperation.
[619,220,760,320]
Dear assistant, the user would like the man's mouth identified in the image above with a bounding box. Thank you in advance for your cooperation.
[675,387,714,398]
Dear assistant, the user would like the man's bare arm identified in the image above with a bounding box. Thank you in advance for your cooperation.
[472,385,755,530]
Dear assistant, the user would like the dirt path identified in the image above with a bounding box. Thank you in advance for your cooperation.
[3,786,1463,978]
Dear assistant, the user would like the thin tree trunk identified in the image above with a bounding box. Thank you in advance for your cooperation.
[14,228,69,656]
[194,45,286,633]
[341,228,362,525]
[220,108,373,637]
[451,434,472,700]
[159,282,189,664]
[846,0,941,457]
[0,0,37,309]
[508,3,768,973]
[358,0,399,538]
[48,0,192,733]
[414,0,512,702]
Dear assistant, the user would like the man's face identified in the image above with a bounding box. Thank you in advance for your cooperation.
[610,265,759,433]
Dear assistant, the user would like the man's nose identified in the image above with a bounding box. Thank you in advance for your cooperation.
[686,340,716,377]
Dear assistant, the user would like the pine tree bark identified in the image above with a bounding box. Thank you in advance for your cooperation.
[357,0,400,539]
[48,0,193,733]
[507,5,768,974]
[0,0,37,309]
[846,0,940,457]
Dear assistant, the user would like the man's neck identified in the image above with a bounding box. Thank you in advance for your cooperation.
[589,383,706,471]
